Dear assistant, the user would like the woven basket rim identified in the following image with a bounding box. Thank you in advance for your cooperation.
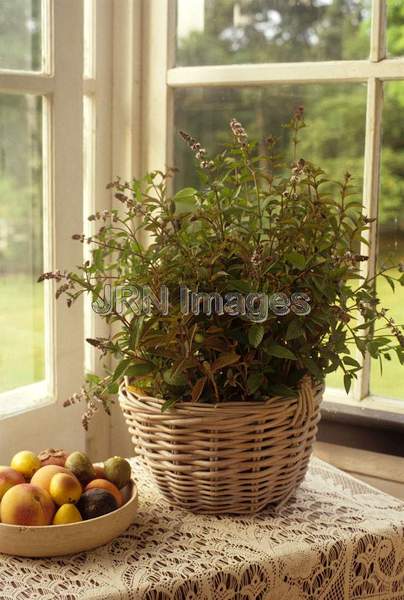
[120,378,324,411]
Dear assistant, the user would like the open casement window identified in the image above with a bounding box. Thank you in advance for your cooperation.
[0,0,112,456]
[142,0,404,419]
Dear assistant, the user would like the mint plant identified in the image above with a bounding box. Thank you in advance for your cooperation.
[40,109,404,427]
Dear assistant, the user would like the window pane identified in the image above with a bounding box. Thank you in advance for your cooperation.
[387,0,404,57]
[174,83,367,392]
[0,0,42,71]
[0,94,44,393]
[174,83,366,186]
[370,81,404,400]
[176,0,371,66]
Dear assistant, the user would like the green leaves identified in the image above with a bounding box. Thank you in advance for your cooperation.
[111,359,131,383]
[173,187,197,214]
[342,356,361,369]
[382,273,396,292]
[248,324,265,348]
[126,362,154,377]
[191,377,207,402]
[247,373,264,394]
[343,373,352,394]
[286,251,306,270]
[211,352,240,372]
[301,357,323,381]
[286,319,304,341]
[264,343,297,360]
[111,358,155,386]
[267,384,297,397]
[163,368,188,387]
[45,118,404,417]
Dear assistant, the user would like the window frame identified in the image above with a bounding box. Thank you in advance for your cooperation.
[145,0,404,417]
[0,0,113,458]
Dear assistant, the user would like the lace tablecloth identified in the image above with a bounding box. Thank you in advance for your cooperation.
[1,457,404,600]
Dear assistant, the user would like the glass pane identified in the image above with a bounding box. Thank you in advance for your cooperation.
[387,0,404,57]
[174,83,366,185]
[174,83,367,391]
[176,0,371,66]
[0,0,42,71]
[371,81,404,400]
[0,94,44,393]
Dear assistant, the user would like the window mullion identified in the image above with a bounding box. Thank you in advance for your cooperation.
[354,76,384,401]
[112,0,140,180]
[354,0,386,401]
[52,0,85,408]
[83,0,112,376]
[370,0,387,62]
[84,0,113,459]
[143,0,176,174]
[42,0,53,74]
[42,95,54,398]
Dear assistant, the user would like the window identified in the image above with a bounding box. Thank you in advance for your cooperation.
[0,0,86,436]
[144,0,404,414]
[1,1,403,455]
[0,93,43,395]
[0,0,112,455]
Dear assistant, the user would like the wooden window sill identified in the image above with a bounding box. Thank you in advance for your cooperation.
[314,441,404,501]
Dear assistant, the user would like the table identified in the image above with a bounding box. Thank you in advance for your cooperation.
[1,457,404,600]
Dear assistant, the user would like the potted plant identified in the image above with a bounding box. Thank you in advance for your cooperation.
[40,109,404,514]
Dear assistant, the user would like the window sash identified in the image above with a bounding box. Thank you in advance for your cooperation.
[0,0,85,412]
[145,0,403,409]
[0,0,86,455]
[0,0,114,457]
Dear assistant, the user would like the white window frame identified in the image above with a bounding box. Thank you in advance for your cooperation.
[0,0,113,457]
[143,0,404,417]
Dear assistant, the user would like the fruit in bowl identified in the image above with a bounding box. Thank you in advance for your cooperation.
[53,504,82,525]
[65,451,96,485]
[85,479,123,507]
[50,472,82,505]
[104,456,131,489]
[1,483,54,526]
[31,465,70,492]
[93,463,107,479]
[0,467,25,500]
[77,489,118,519]
[11,451,41,479]
[38,448,68,468]
[0,449,133,527]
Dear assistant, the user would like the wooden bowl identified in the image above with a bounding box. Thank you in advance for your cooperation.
[0,481,138,557]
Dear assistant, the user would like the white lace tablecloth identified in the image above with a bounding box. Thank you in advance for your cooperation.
[1,457,404,600]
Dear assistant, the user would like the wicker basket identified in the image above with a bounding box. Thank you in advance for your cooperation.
[119,376,322,514]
